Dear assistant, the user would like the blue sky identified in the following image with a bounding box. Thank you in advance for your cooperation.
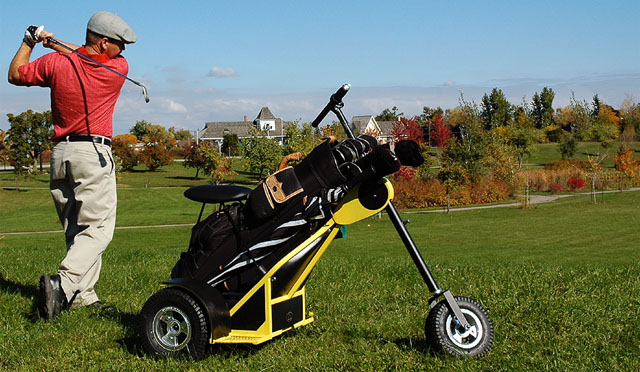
[1,0,639,135]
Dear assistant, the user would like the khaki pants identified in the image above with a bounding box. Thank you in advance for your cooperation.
[49,140,117,306]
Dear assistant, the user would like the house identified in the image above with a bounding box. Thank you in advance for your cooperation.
[197,107,287,149]
[197,109,397,150]
[350,115,394,143]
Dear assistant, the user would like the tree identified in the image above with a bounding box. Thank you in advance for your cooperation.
[508,126,537,168]
[221,133,240,157]
[531,87,555,129]
[481,88,513,129]
[183,141,207,179]
[111,134,139,170]
[430,113,452,148]
[559,134,578,160]
[375,106,403,122]
[283,121,318,157]
[442,97,488,182]
[242,127,283,179]
[6,110,54,175]
[437,158,466,213]
[614,147,639,184]
[421,106,444,122]
[168,126,193,141]
[130,120,153,140]
[390,116,424,144]
[320,121,347,141]
[620,95,640,139]
[556,94,594,141]
[593,102,621,142]
[137,124,175,171]
[0,129,8,169]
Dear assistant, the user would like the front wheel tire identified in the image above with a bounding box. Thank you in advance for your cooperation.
[425,296,493,357]
[140,288,210,360]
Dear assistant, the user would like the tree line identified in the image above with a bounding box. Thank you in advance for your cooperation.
[3,87,639,188]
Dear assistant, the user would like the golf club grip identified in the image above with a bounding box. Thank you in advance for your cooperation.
[311,84,351,128]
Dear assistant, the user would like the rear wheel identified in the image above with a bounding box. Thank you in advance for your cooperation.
[140,288,210,360]
[425,296,493,357]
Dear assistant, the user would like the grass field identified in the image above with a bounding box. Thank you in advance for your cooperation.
[1,163,639,371]
[522,141,639,169]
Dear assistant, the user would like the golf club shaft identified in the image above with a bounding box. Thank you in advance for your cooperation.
[46,37,149,102]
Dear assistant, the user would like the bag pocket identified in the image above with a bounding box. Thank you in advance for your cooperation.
[248,166,303,219]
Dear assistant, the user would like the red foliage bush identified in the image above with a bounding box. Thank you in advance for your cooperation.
[549,183,562,193]
[393,166,418,181]
[567,177,585,190]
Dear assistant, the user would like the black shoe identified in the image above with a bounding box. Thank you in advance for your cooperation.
[39,274,68,320]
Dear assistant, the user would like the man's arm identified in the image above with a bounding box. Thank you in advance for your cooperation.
[8,42,33,85]
[8,27,79,85]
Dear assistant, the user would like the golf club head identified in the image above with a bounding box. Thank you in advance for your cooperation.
[141,85,149,103]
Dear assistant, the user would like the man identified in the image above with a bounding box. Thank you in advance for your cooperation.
[8,11,137,319]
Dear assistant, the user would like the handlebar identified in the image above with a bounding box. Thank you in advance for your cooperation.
[311,84,351,128]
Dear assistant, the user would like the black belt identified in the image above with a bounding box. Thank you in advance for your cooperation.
[64,135,111,146]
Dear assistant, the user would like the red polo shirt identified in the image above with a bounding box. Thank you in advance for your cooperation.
[18,47,128,141]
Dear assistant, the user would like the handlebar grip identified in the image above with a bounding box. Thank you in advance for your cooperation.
[311,106,331,128]
[331,83,351,102]
[311,84,351,128]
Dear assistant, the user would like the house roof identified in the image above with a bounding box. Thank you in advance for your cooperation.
[351,115,374,133]
[376,121,395,138]
[199,121,254,139]
[198,107,286,140]
[255,107,276,120]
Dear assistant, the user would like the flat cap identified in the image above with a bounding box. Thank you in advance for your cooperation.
[87,11,137,44]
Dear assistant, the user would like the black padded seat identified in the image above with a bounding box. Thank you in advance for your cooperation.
[184,184,251,204]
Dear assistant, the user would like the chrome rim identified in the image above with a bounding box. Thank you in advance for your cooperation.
[153,306,192,351]
[445,308,483,349]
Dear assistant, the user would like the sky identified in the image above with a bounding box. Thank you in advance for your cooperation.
[1,0,639,135]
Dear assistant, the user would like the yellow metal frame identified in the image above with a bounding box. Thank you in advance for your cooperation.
[212,179,393,345]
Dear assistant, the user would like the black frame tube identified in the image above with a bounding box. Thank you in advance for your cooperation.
[320,88,443,295]
[385,201,442,294]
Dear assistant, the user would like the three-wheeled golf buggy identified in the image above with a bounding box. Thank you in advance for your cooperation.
[139,84,493,359]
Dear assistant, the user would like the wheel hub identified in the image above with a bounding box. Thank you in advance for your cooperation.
[446,309,483,349]
[153,306,192,351]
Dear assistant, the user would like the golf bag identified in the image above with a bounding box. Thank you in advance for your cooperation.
[170,135,421,294]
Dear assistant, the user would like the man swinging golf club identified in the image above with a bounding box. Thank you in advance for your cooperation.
[8,11,138,319]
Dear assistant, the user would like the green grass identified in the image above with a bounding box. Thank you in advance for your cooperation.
[1,175,640,370]
[522,141,640,169]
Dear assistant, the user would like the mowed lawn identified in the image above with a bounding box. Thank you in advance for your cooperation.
[1,177,639,371]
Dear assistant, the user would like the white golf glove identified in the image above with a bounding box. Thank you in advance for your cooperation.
[23,25,44,47]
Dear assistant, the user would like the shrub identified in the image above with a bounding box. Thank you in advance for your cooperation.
[393,166,418,181]
[549,183,562,193]
[391,177,511,209]
[567,177,585,190]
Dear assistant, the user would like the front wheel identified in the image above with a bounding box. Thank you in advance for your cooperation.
[425,296,493,357]
[140,288,210,360]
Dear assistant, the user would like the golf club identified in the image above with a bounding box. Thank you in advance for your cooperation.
[46,37,149,103]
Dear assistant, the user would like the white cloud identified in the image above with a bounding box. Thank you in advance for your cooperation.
[206,66,239,78]
[168,100,188,113]
[443,80,456,87]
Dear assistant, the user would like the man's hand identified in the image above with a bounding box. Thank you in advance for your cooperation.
[23,25,44,47]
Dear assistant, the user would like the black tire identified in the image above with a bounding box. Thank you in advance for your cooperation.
[425,296,493,357]
[140,288,210,360]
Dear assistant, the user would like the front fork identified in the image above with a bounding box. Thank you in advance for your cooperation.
[330,100,471,330]
[385,201,471,330]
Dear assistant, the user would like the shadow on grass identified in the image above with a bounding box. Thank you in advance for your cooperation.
[0,273,42,321]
